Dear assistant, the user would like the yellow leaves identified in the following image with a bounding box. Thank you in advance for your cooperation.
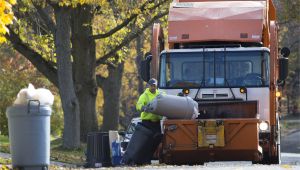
[1,13,14,25]
[0,165,10,170]
[9,0,16,5]
[58,0,106,7]
[78,0,85,5]
[0,36,6,43]
[132,8,141,15]
[0,23,8,34]
[0,0,16,44]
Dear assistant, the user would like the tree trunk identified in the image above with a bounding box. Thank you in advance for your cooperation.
[101,62,124,131]
[135,34,144,95]
[54,6,80,148]
[71,5,98,141]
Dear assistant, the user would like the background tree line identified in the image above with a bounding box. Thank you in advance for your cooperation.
[274,0,300,115]
[0,0,299,150]
[1,0,170,149]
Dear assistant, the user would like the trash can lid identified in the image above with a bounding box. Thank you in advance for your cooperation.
[6,104,52,118]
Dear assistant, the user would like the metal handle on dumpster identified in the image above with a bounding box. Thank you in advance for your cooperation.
[27,100,40,114]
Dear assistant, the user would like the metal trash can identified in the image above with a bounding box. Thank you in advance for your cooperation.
[6,100,51,170]
[85,132,112,168]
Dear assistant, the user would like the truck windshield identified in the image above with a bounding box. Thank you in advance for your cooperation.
[159,50,270,88]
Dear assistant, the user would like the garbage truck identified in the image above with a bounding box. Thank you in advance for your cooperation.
[140,0,289,164]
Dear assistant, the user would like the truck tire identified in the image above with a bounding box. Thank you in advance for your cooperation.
[270,114,281,164]
[262,114,281,164]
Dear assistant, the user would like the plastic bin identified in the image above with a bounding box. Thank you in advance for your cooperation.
[122,123,155,165]
[6,100,51,170]
[111,141,122,166]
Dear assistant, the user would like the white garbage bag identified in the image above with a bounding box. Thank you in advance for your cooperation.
[13,84,54,106]
[34,88,54,106]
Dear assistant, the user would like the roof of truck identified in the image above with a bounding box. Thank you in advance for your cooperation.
[162,47,270,53]
[168,1,267,43]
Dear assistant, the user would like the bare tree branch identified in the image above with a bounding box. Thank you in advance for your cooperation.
[290,40,300,50]
[148,0,168,13]
[32,3,56,35]
[46,0,59,8]
[90,0,167,40]
[96,74,106,87]
[90,1,151,40]
[95,10,168,66]
[90,14,137,40]
[5,28,58,87]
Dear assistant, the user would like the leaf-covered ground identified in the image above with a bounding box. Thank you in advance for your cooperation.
[0,135,86,166]
[50,138,86,165]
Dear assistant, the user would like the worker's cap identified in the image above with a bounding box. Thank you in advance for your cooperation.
[148,78,158,86]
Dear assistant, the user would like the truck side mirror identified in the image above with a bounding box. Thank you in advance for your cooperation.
[140,54,152,82]
[280,47,290,58]
[278,47,289,85]
[278,57,288,82]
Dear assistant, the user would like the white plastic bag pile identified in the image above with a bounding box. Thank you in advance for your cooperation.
[13,83,54,106]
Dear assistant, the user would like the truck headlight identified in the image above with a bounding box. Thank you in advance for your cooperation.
[259,121,269,131]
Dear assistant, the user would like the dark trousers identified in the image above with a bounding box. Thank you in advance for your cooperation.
[122,120,162,165]
[140,120,162,161]
[140,120,161,134]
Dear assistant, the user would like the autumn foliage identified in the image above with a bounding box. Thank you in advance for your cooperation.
[0,0,15,43]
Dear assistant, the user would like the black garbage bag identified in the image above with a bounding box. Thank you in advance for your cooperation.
[122,123,161,165]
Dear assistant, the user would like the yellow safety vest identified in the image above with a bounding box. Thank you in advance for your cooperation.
[136,88,162,122]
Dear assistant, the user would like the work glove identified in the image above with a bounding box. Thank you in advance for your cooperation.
[141,106,147,112]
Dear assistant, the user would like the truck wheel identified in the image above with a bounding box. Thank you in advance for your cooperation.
[271,113,281,164]
[274,144,281,164]
[264,115,281,164]
[267,143,280,164]
[261,151,270,164]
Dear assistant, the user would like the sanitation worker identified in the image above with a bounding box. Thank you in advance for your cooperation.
[122,78,163,165]
[136,78,162,133]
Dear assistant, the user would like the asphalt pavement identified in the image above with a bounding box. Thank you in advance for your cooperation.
[281,116,300,154]
[281,130,300,153]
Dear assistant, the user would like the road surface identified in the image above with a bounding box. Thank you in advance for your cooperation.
[282,129,300,154]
